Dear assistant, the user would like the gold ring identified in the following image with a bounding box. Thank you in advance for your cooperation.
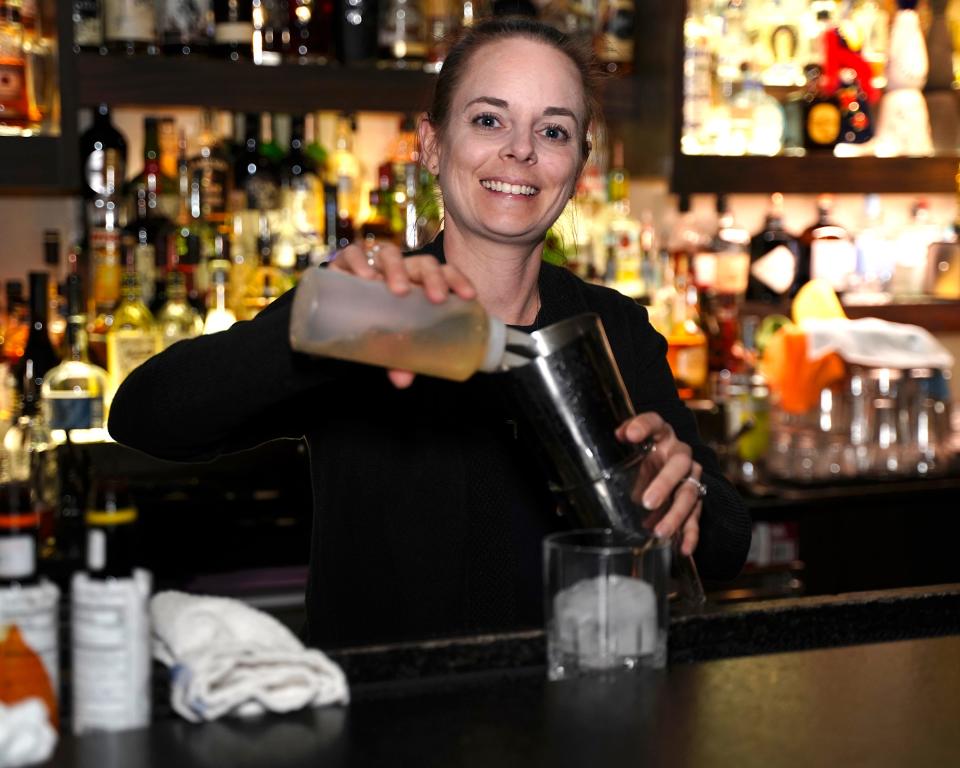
[683,475,707,499]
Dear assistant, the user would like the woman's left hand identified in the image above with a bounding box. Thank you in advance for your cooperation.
[615,412,705,557]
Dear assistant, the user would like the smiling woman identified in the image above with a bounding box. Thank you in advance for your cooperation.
[108,17,751,648]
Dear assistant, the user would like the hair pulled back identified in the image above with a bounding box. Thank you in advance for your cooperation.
[426,17,601,160]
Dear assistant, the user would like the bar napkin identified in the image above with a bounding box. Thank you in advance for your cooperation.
[150,591,349,723]
[0,698,57,768]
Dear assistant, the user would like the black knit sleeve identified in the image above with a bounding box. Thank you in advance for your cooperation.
[107,286,336,462]
[606,294,752,581]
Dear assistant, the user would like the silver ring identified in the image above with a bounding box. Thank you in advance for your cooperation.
[365,243,381,268]
[683,475,707,499]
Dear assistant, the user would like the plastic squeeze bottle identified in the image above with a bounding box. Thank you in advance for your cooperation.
[289,267,533,381]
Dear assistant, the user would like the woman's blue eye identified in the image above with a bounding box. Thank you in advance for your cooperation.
[543,124,570,141]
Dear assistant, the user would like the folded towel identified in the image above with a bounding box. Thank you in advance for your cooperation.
[0,698,57,768]
[151,591,349,723]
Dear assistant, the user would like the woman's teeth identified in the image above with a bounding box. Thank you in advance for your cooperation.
[480,180,538,196]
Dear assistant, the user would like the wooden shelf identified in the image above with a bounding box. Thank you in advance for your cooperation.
[75,52,644,119]
[842,300,960,333]
[672,154,960,194]
[0,135,77,194]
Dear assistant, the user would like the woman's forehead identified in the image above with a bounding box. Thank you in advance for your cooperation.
[453,38,585,118]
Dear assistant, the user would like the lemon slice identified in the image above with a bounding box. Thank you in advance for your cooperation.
[791,278,847,325]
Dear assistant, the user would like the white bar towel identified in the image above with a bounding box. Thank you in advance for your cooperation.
[150,591,349,723]
[0,698,57,768]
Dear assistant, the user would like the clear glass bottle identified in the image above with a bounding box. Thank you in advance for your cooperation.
[156,270,203,350]
[602,141,643,296]
[279,113,322,267]
[203,254,236,335]
[41,263,108,432]
[105,267,159,399]
[158,0,211,54]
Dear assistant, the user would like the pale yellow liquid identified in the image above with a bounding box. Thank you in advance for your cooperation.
[308,303,490,382]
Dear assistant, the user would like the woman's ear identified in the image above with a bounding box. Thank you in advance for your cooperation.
[418,116,441,176]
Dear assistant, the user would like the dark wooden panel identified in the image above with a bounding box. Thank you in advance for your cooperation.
[76,53,438,113]
[843,301,960,332]
[672,154,960,194]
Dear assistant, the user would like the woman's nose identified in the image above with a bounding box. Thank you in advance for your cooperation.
[499,132,537,164]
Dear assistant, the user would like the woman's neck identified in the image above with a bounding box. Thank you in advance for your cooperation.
[441,227,543,326]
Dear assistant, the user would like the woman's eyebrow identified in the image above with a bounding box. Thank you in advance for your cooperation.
[465,96,509,110]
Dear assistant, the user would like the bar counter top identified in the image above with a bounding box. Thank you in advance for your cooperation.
[38,584,960,767]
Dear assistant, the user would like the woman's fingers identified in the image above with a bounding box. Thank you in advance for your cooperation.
[388,370,416,389]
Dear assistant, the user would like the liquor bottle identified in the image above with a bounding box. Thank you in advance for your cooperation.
[604,141,644,298]
[279,113,322,266]
[854,194,895,293]
[1,281,27,365]
[41,263,108,432]
[203,249,237,334]
[213,0,253,60]
[304,112,328,169]
[595,0,634,75]
[423,0,453,72]
[0,0,34,132]
[105,266,158,398]
[330,112,360,242]
[188,110,232,230]
[259,0,290,64]
[73,0,104,51]
[43,231,66,352]
[171,132,215,311]
[84,476,138,579]
[836,67,874,146]
[156,270,203,350]
[2,367,56,562]
[334,0,377,64]
[234,112,279,213]
[802,63,842,152]
[158,0,211,54]
[289,0,334,62]
[379,0,426,67]
[103,0,157,54]
[80,104,127,201]
[793,194,856,296]
[0,480,37,587]
[748,192,798,304]
[711,194,751,298]
[124,117,175,309]
[12,273,60,414]
[86,162,124,370]
[240,215,294,319]
[665,254,708,401]
[360,184,397,243]
[259,113,284,166]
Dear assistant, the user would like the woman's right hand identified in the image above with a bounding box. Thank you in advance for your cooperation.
[329,240,477,388]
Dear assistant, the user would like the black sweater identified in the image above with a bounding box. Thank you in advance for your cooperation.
[109,238,751,647]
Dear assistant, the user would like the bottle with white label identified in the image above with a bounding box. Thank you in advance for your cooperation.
[103,0,157,54]
[105,265,160,400]
[72,476,151,734]
[748,192,799,305]
[793,194,856,297]
[0,481,38,588]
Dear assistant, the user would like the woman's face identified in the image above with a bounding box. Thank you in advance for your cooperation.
[421,37,587,249]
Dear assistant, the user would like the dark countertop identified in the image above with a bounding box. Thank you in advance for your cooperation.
[47,633,960,767]
[328,583,960,687]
